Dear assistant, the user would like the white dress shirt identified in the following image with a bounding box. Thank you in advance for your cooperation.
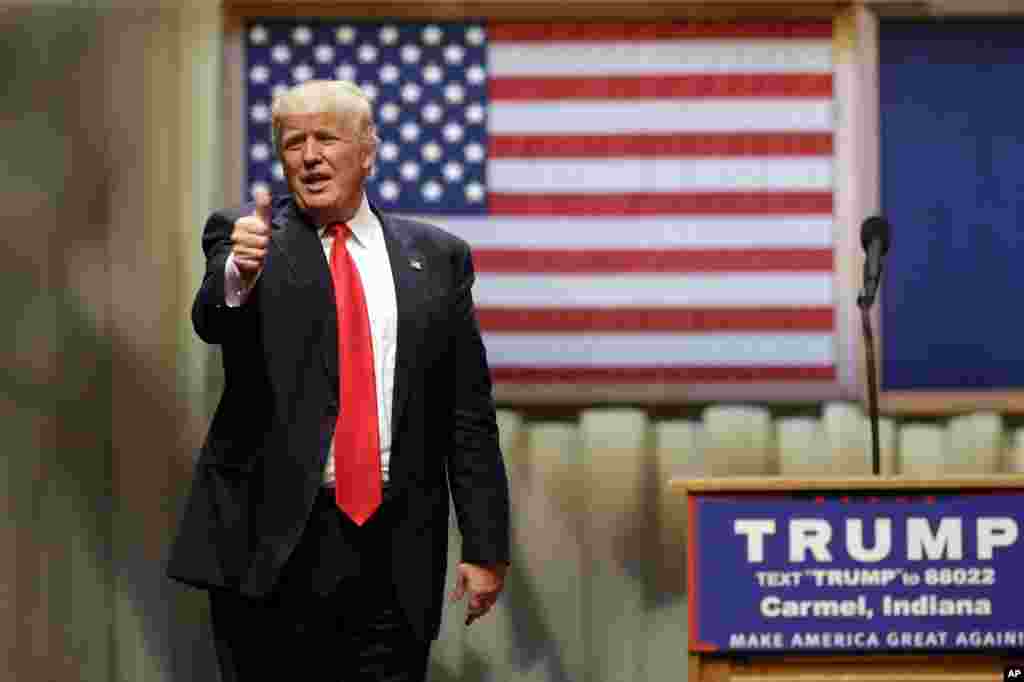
[224,194,398,485]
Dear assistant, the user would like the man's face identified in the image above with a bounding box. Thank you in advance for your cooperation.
[278,110,375,224]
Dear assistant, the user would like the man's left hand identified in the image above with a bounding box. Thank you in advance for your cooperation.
[449,561,507,626]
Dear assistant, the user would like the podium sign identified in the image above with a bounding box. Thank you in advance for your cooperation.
[688,487,1024,654]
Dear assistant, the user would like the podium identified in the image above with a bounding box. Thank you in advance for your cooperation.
[670,476,1024,682]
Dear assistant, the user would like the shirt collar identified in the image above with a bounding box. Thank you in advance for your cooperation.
[318,193,380,248]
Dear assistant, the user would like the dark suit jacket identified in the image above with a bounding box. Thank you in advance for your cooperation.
[167,195,510,642]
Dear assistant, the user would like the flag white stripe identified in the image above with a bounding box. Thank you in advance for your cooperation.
[489,41,832,76]
[428,216,834,249]
[475,274,832,307]
[489,99,833,134]
[482,333,834,366]
[489,158,832,193]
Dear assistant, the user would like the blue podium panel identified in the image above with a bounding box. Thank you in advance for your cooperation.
[689,490,1024,654]
[880,22,1024,390]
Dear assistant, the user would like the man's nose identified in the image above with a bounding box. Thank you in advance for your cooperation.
[302,139,321,164]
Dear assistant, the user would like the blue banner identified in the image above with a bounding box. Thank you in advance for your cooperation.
[880,22,1024,390]
[689,490,1024,653]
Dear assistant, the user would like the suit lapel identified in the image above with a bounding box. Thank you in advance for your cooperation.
[379,212,424,449]
[270,199,337,384]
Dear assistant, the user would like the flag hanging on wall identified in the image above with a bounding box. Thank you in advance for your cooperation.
[244,20,835,387]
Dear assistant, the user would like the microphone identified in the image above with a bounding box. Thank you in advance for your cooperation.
[858,216,891,309]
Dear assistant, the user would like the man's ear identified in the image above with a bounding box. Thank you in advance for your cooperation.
[362,139,377,173]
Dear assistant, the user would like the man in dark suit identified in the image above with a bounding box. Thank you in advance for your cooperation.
[167,80,510,681]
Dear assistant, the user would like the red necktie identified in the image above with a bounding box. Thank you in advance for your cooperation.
[328,223,381,525]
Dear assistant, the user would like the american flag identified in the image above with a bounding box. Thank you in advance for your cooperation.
[245,20,835,390]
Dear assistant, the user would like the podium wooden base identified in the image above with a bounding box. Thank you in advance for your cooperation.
[690,653,1019,681]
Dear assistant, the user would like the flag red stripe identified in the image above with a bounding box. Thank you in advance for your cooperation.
[490,366,836,383]
[490,74,832,100]
[488,192,833,216]
[490,133,833,158]
[478,307,834,332]
[489,22,834,42]
[473,248,832,273]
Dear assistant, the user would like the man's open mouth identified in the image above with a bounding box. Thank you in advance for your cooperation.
[303,175,330,192]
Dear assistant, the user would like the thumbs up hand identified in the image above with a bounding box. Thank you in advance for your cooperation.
[231,187,273,284]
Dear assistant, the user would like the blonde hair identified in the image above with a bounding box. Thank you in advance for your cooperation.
[270,80,379,155]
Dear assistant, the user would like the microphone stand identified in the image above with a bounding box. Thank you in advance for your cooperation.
[857,293,881,476]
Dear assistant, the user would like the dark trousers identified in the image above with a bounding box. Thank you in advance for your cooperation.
[209,488,431,682]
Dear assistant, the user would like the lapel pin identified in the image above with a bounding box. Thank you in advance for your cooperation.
[410,259,423,270]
